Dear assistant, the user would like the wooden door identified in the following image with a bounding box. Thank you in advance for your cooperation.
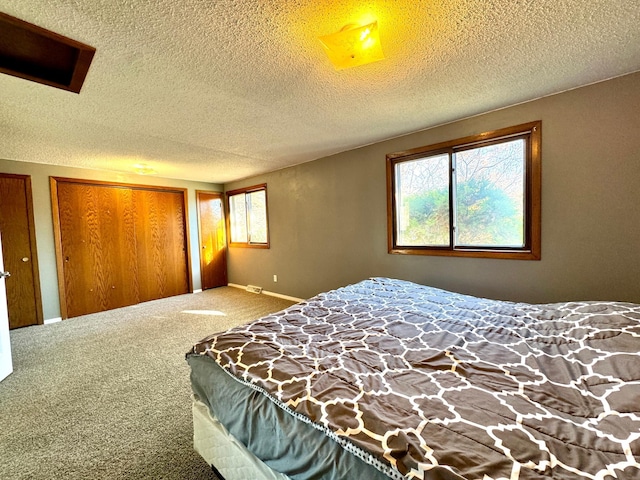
[133,189,189,302]
[55,182,138,317]
[197,191,227,290]
[0,174,43,329]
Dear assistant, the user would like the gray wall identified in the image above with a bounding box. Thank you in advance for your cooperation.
[225,72,640,304]
[0,159,221,320]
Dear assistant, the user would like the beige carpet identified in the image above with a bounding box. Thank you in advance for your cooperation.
[0,287,295,480]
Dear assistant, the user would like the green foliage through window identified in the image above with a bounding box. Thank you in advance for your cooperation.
[227,184,269,248]
[387,122,541,259]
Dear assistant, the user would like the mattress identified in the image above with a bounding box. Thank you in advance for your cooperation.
[192,395,290,480]
[187,277,640,479]
[188,352,392,479]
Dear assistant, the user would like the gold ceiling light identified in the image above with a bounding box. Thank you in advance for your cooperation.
[319,21,385,70]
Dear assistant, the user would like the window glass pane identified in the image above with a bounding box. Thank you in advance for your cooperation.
[229,193,248,243]
[454,139,525,247]
[395,154,450,246]
[247,190,267,244]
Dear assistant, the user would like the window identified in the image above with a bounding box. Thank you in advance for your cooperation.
[387,121,541,259]
[226,184,269,248]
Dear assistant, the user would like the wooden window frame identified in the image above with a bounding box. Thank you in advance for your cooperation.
[226,183,270,249]
[386,121,541,260]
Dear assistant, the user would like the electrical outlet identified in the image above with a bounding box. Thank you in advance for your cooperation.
[273,274,278,282]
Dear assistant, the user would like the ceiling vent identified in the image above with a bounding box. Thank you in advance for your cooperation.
[0,12,95,93]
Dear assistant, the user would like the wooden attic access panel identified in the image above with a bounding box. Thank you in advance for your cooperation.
[0,12,95,93]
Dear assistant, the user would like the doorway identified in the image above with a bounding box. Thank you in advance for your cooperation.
[196,191,227,290]
[0,230,13,381]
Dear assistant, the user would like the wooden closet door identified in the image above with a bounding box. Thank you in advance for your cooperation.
[133,189,189,302]
[56,182,138,317]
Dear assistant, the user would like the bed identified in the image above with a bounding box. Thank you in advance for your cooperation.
[186,277,640,479]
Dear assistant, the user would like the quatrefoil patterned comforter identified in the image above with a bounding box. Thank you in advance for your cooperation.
[188,277,640,479]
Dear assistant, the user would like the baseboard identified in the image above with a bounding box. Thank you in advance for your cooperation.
[263,290,304,303]
[193,289,203,294]
[227,283,303,303]
[44,317,62,325]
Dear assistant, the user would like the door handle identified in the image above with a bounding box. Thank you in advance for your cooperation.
[0,271,10,279]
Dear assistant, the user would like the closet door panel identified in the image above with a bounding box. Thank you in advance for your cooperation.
[133,189,189,302]
[96,186,139,310]
[57,183,138,317]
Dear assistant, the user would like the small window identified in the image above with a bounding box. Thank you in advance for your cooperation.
[226,184,269,248]
[387,122,541,259]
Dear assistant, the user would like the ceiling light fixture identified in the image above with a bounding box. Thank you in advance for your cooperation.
[133,163,157,175]
[319,21,385,70]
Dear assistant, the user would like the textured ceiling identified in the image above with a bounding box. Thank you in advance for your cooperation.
[1,0,639,183]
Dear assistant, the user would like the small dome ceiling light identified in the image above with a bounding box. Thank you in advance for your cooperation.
[133,164,157,175]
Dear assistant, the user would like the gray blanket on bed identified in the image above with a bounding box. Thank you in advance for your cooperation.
[188,277,640,479]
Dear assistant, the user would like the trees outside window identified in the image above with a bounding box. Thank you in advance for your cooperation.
[227,184,269,248]
[387,122,541,260]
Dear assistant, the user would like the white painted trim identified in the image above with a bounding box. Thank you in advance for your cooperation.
[44,317,62,325]
[227,283,303,303]
[193,289,203,294]
[262,290,304,303]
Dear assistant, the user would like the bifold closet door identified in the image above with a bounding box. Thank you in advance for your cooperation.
[56,182,138,318]
[133,189,189,302]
